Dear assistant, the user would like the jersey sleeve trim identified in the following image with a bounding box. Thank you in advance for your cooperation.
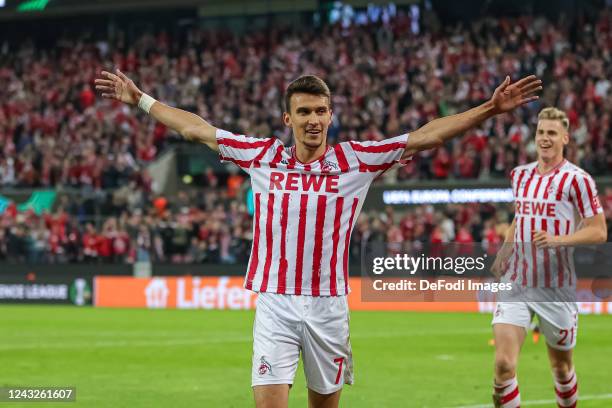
[345,134,409,173]
[217,137,271,149]
[216,128,276,172]
[348,140,406,153]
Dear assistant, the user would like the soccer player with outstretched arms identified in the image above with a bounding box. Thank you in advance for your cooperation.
[96,69,541,408]
[490,108,607,408]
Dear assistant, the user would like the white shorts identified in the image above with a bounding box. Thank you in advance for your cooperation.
[251,292,353,394]
[492,302,579,350]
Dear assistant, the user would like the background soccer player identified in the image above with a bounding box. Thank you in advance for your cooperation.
[95,69,541,408]
[490,108,607,408]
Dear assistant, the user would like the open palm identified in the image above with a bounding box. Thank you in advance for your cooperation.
[491,75,542,114]
[94,69,142,105]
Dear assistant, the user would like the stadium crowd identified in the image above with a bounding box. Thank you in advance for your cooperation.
[1,9,611,263]
[0,10,611,190]
[1,187,611,264]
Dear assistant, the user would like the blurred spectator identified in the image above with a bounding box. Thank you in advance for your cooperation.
[0,10,610,193]
[0,188,610,264]
[1,9,611,264]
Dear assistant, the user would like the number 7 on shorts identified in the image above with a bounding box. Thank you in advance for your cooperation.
[334,357,344,385]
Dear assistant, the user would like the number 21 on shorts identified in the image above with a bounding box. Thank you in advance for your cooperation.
[557,312,577,346]
[557,327,575,346]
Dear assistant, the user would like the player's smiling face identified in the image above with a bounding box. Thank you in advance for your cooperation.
[535,119,569,162]
[283,93,332,150]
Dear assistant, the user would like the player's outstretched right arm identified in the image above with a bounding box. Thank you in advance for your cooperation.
[95,69,218,152]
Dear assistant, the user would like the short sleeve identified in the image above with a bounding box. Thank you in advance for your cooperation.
[569,173,603,219]
[345,134,409,173]
[216,129,276,173]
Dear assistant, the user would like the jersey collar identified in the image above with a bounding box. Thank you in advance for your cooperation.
[537,158,566,176]
[291,145,331,165]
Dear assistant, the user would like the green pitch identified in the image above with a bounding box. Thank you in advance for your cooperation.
[1,306,610,407]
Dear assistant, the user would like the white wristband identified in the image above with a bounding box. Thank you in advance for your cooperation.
[138,93,157,114]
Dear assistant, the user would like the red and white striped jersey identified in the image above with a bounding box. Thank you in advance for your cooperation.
[216,129,409,296]
[508,159,603,288]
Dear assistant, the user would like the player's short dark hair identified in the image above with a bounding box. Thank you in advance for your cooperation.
[285,75,331,112]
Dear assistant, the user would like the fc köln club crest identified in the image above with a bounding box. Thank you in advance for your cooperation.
[258,356,272,375]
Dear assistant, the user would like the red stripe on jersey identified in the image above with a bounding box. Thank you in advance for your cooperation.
[277,193,290,294]
[268,144,285,168]
[556,173,570,201]
[542,171,559,199]
[311,195,327,296]
[522,168,537,198]
[304,164,312,171]
[329,197,344,296]
[542,218,551,287]
[501,386,520,404]
[294,194,308,294]
[515,169,527,197]
[533,175,544,198]
[582,175,597,215]
[565,220,572,286]
[287,148,298,170]
[334,144,350,172]
[520,217,527,286]
[252,139,276,168]
[218,138,270,149]
[349,141,405,153]
[530,217,538,287]
[571,177,586,217]
[343,198,359,294]
[287,156,297,170]
[259,194,275,292]
[220,155,252,169]
[358,160,396,173]
[554,220,564,287]
[245,193,261,290]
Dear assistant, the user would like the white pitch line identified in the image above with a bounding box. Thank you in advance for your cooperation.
[0,336,254,351]
[449,393,612,408]
[0,327,494,351]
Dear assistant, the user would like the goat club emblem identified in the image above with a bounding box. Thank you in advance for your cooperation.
[258,356,272,375]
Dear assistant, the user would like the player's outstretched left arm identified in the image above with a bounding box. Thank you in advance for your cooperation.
[402,75,542,158]
[95,69,218,151]
[533,213,607,248]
